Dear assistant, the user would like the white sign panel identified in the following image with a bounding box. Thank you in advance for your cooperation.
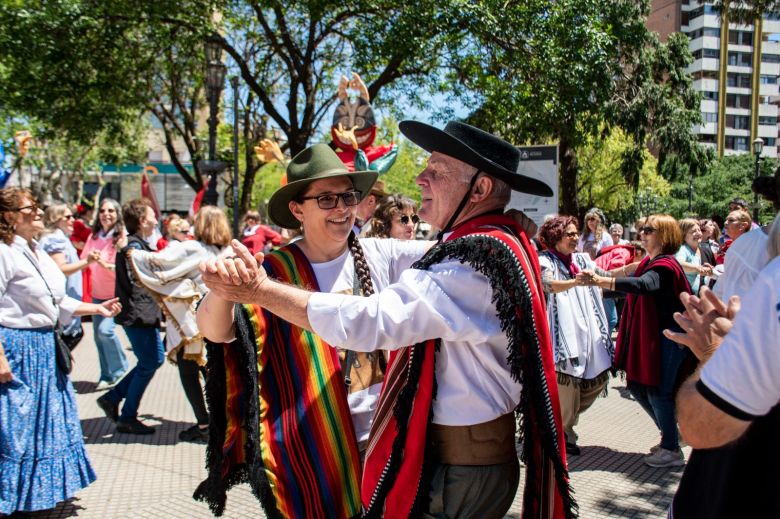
[508,145,559,227]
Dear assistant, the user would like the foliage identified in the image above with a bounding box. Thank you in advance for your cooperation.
[665,153,778,224]
[577,128,668,223]
[453,0,708,217]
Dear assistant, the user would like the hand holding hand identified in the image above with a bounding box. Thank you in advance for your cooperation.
[576,271,595,286]
[200,240,268,304]
[87,250,101,264]
[663,287,740,361]
[97,297,122,317]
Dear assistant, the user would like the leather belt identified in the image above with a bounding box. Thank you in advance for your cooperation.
[428,413,517,466]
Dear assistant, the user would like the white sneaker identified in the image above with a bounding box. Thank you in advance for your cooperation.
[95,378,120,391]
[649,443,662,454]
[644,447,685,468]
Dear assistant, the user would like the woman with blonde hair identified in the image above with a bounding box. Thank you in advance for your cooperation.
[584,214,692,468]
[127,205,232,442]
[578,208,612,259]
[364,194,419,240]
[675,219,712,295]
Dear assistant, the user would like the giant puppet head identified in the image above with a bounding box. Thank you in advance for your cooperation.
[330,72,397,174]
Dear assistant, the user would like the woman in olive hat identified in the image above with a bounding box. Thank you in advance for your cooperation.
[194,143,430,518]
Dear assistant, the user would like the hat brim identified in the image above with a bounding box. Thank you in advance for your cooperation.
[267,170,379,229]
[400,121,553,197]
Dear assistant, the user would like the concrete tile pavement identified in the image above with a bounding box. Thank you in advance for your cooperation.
[29,323,687,519]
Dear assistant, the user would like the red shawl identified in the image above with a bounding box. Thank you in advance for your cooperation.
[613,255,691,386]
[361,214,574,519]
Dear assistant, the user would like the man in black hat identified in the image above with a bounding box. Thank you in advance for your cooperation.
[198,121,575,519]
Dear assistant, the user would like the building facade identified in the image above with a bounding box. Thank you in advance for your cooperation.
[648,0,780,158]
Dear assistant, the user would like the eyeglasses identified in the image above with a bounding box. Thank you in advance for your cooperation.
[99,208,116,214]
[639,226,657,235]
[565,231,579,238]
[299,190,361,209]
[398,214,420,226]
[14,204,39,214]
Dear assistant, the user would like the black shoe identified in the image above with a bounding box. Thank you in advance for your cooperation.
[116,417,155,435]
[178,424,209,443]
[565,442,581,456]
[97,394,119,423]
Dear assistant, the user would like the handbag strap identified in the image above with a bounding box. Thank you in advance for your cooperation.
[21,247,59,325]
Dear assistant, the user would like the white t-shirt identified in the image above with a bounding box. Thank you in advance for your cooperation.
[309,238,429,441]
[700,255,780,418]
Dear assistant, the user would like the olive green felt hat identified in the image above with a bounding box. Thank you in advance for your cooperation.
[267,143,378,229]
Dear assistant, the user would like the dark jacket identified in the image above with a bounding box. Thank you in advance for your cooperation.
[115,235,161,328]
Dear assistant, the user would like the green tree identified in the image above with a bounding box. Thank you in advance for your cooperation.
[455,0,708,217]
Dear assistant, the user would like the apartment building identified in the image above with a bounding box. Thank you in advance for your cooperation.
[648,0,780,158]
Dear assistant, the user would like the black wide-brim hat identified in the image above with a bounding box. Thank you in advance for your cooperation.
[399,120,553,197]
[268,143,378,229]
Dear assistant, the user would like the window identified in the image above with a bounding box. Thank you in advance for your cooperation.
[759,116,778,125]
[703,91,719,101]
[728,30,753,45]
[698,134,717,144]
[726,114,751,129]
[690,27,722,39]
[727,73,752,88]
[725,136,749,151]
[728,51,753,67]
[702,112,718,123]
[764,137,777,147]
[726,93,751,108]
[688,4,719,21]
[693,70,719,81]
[762,54,780,63]
[760,75,778,84]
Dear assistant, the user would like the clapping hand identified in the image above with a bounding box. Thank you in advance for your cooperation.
[663,287,740,361]
[200,240,268,304]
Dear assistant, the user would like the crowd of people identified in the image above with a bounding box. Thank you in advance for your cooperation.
[0,120,778,518]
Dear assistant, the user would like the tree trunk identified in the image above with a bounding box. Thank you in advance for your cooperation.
[559,137,580,217]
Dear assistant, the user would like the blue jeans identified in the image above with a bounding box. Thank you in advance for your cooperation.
[628,333,689,451]
[603,297,618,337]
[92,298,128,382]
[105,326,164,420]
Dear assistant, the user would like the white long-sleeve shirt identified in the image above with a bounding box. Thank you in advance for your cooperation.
[0,235,80,328]
[308,249,524,427]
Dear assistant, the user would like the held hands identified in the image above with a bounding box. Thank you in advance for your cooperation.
[663,287,740,361]
[199,240,268,304]
[86,250,101,264]
[698,263,714,277]
[97,297,122,317]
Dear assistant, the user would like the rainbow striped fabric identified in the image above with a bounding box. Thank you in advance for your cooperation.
[195,245,361,518]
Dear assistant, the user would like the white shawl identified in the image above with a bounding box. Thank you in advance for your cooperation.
[129,240,225,365]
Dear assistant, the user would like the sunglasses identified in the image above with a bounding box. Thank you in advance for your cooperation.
[14,204,40,214]
[639,226,657,235]
[398,214,420,225]
[299,190,361,210]
[62,214,75,220]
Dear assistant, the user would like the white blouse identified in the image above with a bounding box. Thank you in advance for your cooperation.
[0,235,81,329]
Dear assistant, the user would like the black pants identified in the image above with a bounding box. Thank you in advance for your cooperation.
[176,349,208,426]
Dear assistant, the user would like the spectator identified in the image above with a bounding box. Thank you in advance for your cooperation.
[716,209,751,265]
[609,223,628,245]
[129,205,232,443]
[364,194,419,240]
[675,219,712,295]
[240,210,282,255]
[81,198,129,390]
[39,202,101,348]
[70,202,93,255]
[156,213,189,251]
[538,215,616,456]
[97,199,163,435]
[663,267,779,517]
[577,207,612,259]
[353,179,388,235]
[584,214,692,467]
[698,218,720,256]
[0,188,121,516]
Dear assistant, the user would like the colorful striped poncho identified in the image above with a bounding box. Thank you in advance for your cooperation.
[194,244,361,518]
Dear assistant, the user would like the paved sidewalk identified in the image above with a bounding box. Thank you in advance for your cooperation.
[29,323,687,519]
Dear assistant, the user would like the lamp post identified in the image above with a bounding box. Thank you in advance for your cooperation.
[752,137,764,223]
[201,36,228,207]
[230,76,240,237]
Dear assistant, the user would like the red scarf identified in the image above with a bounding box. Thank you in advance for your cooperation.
[549,249,580,276]
[716,239,733,265]
[613,255,691,386]
[361,214,574,519]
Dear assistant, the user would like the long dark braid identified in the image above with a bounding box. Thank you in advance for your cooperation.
[347,232,387,372]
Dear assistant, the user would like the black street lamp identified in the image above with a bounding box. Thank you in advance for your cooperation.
[230,76,240,237]
[201,36,228,207]
[752,137,764,223]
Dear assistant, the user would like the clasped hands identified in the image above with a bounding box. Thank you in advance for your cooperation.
[199,239,269,304]
[576,269,600,286]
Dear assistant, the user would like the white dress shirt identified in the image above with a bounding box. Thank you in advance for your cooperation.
[308,242,524,427]
[0,235,80,329]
